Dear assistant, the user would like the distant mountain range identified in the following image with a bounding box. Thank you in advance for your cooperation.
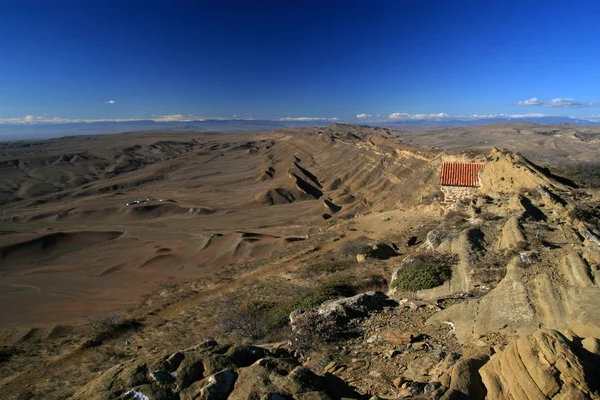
[0,116,598,141]
[0,119,319,141]
[375,116,599,130]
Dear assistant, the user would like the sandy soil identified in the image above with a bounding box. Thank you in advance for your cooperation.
[0,126,438,327]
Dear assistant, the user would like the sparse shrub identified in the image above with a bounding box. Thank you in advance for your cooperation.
[84,315,143,347]
[561,162,600,188]
[301,260,355,276]
[96,345,129,360]
[480,211,500,221]
[517,252,539,267]
[482,250,514,269]
[293,279,356,310]
[219,300,271,340]
[462,149,487,158]
[355,274,388,292]
[268,279,357,327]
[443,210,469,227]
[87,314,120,331]
[219,279,359,341]
[392,252,457,292]
[291,312,359,353]
[529,229,546,248]
[0,346,18,364]
[340,236,372,257]
[568,204,600,223]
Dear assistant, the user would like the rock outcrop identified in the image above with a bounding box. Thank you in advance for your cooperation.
[438,349,490,400]
[480,329,600,400]
[290,291,392,329]
[427,254,600,345]
[72,341,359,400]
[478,149,567,196]
[496,216,526,250]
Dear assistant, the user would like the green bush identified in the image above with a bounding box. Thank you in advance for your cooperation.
[392,252,456,292]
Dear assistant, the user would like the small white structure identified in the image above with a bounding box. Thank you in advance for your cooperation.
[125,199,150,206]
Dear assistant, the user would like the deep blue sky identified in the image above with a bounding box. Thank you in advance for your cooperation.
[1,0,600,123]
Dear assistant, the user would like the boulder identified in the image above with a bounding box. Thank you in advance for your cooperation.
[228,358,346,399]
[582,337,600,355]
[369,243,397,259]
[403,355,437,381]
[225,345,268,368]
[496,216,526,250]
[165,351,185,372]
[426,229,447,250]
[290,291,391,328]
[197,369,237,400]
[438,351,489,400]
[177,355,205,389]
[121,364,149,387]
[579,222,600,252]
[560,253,594,288]
[150,370,175,385]
[356,243,397,261]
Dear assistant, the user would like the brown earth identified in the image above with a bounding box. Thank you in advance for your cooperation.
[0,126,436,327]
[0,123,599,399]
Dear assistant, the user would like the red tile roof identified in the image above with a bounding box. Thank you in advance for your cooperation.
[440,162,485,187]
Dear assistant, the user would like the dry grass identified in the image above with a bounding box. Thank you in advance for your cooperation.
[83,315,143,348]
[299,260,356,277]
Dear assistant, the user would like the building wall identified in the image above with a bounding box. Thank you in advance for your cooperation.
[440,185,478,205]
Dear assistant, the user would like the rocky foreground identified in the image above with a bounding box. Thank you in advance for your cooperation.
[69,148,600,399]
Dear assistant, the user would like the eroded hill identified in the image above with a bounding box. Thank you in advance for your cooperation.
[1,125,599,399]
[0,126,440,327]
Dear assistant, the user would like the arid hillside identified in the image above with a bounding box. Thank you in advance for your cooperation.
[0,125,439,327]
[393,122,600,164]
[1,124,600,400]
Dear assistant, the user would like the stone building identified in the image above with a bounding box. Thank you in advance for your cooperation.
[440,162,485,205]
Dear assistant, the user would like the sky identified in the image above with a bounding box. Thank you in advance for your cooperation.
[1,0,600,124]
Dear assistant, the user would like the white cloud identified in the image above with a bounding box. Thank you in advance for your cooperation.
[277,117,339,121]
[105,100,116,104]
[388,112,449,120]
[470,113,547,119]
[516,97,599,108]
[383,112,553,122]
[0,114,205,124]
[0,114,339,125]
[151,114,205,122]
[0,115,52,124]
[356,113,371,119]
